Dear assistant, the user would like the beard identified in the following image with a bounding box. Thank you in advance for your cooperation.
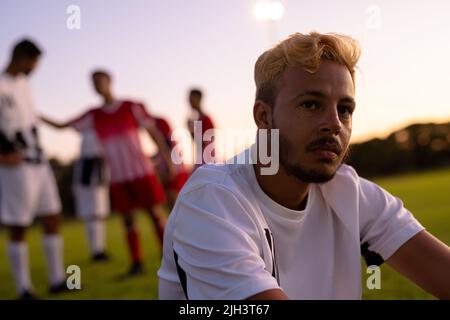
[275,127,349,184]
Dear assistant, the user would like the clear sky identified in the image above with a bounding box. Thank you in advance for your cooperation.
[1,0,450,162]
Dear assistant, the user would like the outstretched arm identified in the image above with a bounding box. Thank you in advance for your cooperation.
[40,115,71,129]
[387,230,450,299]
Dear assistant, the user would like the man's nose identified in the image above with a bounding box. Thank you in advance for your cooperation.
[319,105,341,135]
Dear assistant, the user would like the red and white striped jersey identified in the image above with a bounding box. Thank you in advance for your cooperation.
[73,100,156,183]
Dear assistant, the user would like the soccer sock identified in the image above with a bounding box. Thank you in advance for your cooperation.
[126,227,142,264]
[148,210,165,246]
[155,221,164,246]
[7,241,33,294]
[42,235,65,286]
[86,219,106,255]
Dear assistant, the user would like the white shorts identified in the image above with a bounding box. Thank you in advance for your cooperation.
[0,162,62,227]
[72,157,109,220]
[73,184,109,220]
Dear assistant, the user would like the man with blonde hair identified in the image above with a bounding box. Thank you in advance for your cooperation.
[158,32,450,299]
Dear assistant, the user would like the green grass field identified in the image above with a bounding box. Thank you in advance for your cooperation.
[0,167,449,300]
[0,213,161,300]
[362,167,450,300]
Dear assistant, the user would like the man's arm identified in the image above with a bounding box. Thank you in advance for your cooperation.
[386,230,450,299]
[145,124,176,177]
[40,115,71,129]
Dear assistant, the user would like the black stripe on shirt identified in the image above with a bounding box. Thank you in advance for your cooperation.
[173,250,189,300]
[265,228,280,285]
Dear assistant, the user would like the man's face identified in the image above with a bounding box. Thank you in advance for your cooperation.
[19,56,39,75]
[92,75,111,96]
[189,93,201,110]
[271,60,355,183]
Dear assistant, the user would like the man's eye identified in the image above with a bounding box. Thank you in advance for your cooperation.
[338,105,353,118]
[299,101,318,110]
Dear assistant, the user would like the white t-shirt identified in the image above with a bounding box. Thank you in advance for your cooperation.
[158,148,424,300]
[69,112,103,158]
[0,73,44,163]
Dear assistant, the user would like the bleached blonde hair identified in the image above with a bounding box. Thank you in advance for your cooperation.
[254,32,361,107]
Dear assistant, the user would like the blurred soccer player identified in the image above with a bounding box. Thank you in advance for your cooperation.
[152,116,189,209]
[41,113,110,262]
[42,70,174,276]
[186,88,215,171]
[0,39,66,299]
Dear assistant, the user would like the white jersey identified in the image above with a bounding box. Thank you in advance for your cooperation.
[0,73,61,226]
[158,147,424,300]
[68,110,109,219]
[0,73,43,163]
[65,100,157,184]
[70,111,103,158]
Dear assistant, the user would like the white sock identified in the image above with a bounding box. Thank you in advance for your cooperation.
[7,241,33,294]
[42,235,65,286]
[86,219,106,254]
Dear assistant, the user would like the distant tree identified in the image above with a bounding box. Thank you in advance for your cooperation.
[347,123,450,178]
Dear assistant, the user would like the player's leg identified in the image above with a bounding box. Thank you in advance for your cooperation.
[135,175,167,246]
[166,169,190,211]
[75,183,110,261]
[121,212,145,275]
[89,175,110,260]
[7,226,36,299]
[40,214,66,293]
[111,181,144,275]
[147,204,167,246]
[85,217,109,261]
[165,189,177,211]
[36,163,66,293]
[0,166,36,299]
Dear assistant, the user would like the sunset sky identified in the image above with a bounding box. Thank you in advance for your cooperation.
[1,0,450,162]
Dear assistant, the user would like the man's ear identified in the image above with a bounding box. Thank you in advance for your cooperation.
[253,100,272,129]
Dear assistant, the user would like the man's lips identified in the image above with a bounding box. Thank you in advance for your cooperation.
[309,143,341,159]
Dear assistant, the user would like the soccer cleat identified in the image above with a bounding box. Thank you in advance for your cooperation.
[92,251,110,262]
[18,290,38,300]
[126,262,145,277]
[116,262,146,280]
[49,281,69,294]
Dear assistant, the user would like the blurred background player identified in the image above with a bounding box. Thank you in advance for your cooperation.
[41,70,174,276]
[186,88,215,172]
[41,110,110,262]
[0,39,66,299]
[152,115,189,209]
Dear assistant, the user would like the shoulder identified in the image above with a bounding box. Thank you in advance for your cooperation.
[180,163,248,196]
[168,163,266,259]
[320,164,360,192]
[0,74,26,91]
[126,100,150,114]
[122,100,144,108]
[201,113,214,124]
[321,164,391,202]
[173,163,258,222]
